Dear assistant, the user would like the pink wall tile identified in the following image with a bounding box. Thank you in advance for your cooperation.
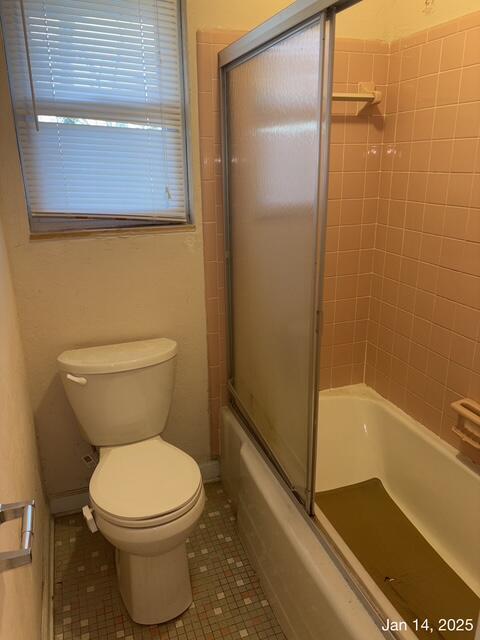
[363,13,480,464]
[198,16,480,464]
[197,29,244,456]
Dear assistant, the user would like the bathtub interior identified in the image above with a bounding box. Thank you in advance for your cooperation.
[317,387,478,577]
[314,383,480,634]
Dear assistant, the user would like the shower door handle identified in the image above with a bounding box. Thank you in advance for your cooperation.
[0,500,35,572]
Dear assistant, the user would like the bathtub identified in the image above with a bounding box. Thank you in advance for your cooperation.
[221,384,480,640]
[221,405,385,640]
[316,384,480,600]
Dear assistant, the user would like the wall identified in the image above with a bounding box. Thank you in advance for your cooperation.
[335,0,480,41]
[0,0,291,501]
[384,0,480,41]
[195,2,389,452]
[2,0,476,500]
[198,5,480,465]
[366,10,480,464]
[188,0,292,455]
[320,37,388,389]
[322,9,480,464]
[0,31,211,501]
[196,29,244,456]
[0,212,49,640]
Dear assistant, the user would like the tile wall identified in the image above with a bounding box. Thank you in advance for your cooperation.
[198,12,480,463]
[365,11,480,461]
[197,30,244,456]
[319,38,389,389]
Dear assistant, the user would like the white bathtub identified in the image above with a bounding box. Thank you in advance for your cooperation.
[316,384,480,599]
[221,384,480,640]
[221,406,385,640]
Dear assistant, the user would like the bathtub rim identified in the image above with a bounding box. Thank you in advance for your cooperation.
[225,400,408,640]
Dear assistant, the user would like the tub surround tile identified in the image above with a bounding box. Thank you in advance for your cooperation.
[324,18,480,464]
[323,40,388,390]
[197,30,243,457]
[362,13,480,465]
[197,16,480,465]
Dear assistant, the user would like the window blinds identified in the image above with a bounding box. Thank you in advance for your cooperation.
[0,0,189,220]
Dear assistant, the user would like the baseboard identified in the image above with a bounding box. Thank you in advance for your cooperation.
[200,458,220,483]
[49,488,89,515]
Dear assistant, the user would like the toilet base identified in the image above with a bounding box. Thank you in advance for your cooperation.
[116,543,192,624]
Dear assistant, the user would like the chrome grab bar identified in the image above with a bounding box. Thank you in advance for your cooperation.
[0,500,35,571]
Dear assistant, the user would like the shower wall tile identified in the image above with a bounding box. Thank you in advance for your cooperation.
[321,37,388,389]
[198,32,388,453]
[198,17,480,465]
[197,30,243,456]
[366,12,480,465]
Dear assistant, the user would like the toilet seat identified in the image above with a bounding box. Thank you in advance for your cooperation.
[92,483,203,529]
[89,437,202,528]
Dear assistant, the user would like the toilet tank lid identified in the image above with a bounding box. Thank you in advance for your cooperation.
[57,338,177,374]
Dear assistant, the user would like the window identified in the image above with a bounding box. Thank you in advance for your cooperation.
[0,0,190,233]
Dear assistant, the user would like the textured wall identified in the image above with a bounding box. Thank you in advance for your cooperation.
[0,26,211,498]
[0,35,211,497]
[0,1,292,501]
[0,213,49,640]
[335,0,480,41]
[381,0,480,41]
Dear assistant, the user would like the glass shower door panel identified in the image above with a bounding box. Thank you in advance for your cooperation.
[227,22,322,496]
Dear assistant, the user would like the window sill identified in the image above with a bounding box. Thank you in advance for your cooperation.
[29,217,196,240]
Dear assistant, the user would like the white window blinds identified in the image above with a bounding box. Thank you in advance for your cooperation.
[1,0,189,222]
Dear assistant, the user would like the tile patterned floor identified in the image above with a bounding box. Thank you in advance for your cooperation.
[53,482,286,640]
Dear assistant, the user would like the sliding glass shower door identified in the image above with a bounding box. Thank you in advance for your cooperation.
[221,5,336,507]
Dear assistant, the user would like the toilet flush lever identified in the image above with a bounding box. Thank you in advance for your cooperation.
[66,373,87,386]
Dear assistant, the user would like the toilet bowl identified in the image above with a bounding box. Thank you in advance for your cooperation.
[57,338,205,624]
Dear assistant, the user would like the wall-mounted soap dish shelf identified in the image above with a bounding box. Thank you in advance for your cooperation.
[332,82,382,105]
[450,398,480,450]
[332,82,382,115]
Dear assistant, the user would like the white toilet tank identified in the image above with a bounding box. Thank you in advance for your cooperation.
[57,338,177,446]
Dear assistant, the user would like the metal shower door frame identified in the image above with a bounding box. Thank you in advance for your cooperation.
[218,4,409,637]
[219,0,358,515]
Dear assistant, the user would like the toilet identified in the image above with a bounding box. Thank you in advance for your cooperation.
[57,338,205,625]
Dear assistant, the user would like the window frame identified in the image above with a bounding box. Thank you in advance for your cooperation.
[2,0,194,236]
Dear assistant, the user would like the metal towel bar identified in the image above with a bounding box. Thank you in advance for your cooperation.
[0,500,35,571]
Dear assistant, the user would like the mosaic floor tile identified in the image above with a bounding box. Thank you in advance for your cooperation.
[53,482,286,640]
